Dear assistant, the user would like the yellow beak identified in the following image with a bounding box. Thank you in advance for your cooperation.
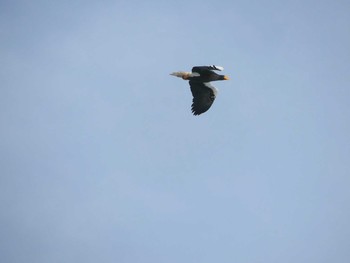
[223,75,230,80]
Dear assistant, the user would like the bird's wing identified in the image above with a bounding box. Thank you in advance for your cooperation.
[189,81,218,115]
[192,65,224,73]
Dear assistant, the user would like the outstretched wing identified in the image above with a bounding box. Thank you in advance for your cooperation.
[189,81,218,115]
[192,65,224,73]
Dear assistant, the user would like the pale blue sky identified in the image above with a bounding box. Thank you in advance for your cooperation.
[1,0,350,262]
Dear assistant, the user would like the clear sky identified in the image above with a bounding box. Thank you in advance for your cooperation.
[1,0,350,262]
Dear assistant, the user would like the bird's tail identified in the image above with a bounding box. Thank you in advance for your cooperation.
[170,71,191,79]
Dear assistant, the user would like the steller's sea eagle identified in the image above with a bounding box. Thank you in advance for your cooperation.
[170,65,229,115]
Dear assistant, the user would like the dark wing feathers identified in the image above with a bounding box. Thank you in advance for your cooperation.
[191,65,222,73]
[189,81,216,115]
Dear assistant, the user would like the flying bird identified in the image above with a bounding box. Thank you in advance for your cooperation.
[170,65,229,115]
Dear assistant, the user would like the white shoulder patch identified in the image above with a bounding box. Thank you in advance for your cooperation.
[190,72,200,77]
[210,65,224,71]
[204,82,218,96]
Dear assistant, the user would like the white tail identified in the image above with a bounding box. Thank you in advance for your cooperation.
[170,71,191,79]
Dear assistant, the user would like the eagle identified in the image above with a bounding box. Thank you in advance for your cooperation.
[170,65,229,115]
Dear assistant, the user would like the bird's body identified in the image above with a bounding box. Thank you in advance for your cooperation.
[170,65,229,115]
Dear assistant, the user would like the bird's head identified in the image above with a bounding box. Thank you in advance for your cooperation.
[219,75,230,81]
[208,72,230,82]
